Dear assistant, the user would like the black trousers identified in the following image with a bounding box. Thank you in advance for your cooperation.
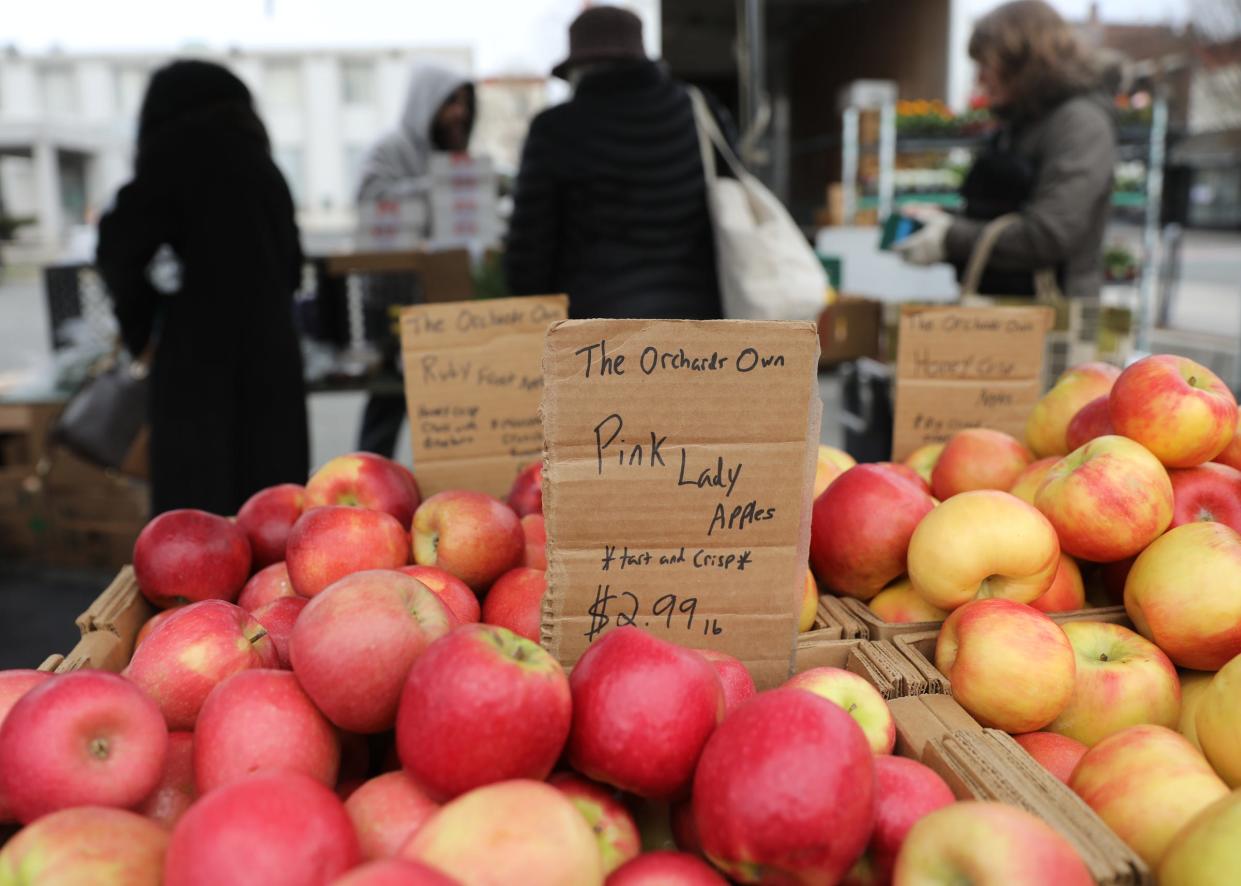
[357,393,405,458]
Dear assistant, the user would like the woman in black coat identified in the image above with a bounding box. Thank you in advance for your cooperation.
[96,60,309,516]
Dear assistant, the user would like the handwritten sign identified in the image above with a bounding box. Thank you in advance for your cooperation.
[400,295,568,498]
[539,319,821,688]
[891,305,1053,461]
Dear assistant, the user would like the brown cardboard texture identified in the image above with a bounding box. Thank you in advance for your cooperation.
[400,295,568,498]
[52,567,151,674]
[891,305,1053,461]
[540,319,821,689]
[838,595,946,642]
[817,296,881,365]
[889,694,982,761]
[798,599,848,644]
[819,595,872,640]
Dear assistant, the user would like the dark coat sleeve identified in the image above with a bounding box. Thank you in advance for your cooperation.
[95,175,170,356]
[504,112,561,296]
[945,99,1115,271]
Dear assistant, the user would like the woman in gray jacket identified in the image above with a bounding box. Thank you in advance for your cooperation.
[896,0,1116,300]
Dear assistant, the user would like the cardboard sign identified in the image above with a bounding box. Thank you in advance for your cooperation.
[539,319,822,688]
[891,305,1053,461]
[400,296,568,498]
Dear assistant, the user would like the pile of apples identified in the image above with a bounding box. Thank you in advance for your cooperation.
[808,353,1241,881]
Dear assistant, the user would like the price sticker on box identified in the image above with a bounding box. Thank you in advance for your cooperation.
[539,319,821,688]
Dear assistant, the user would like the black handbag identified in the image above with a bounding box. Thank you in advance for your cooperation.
[51,348,150,473]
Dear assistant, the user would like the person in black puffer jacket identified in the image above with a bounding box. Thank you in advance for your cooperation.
[504,6,723,321]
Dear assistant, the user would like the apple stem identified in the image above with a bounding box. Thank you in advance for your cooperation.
[250,628,269,644]
[1099,653,1109,662]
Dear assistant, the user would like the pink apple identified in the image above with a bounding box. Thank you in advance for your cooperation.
[290,569,455,733]
[331,859,458,886]
[480,567,545,642]
[140,731,196,828]
[1008,456,1060,505]
[133,509,251,607]
[195,669,339,793]
[236,483,305,568]
[521,513,547,570]
[1026,362,1122,458]
[123,599,278,730]
[397,624,570,800]
[785,667,896,755]
[868,577,950,625]
[0,806,168,885]
[810,465,936,601]
[1168,462,1241,534]
[935,599,1076,733]
[1110,354,1238,468]
[507,461,543,516]
[873,461,932,495]
[304,452,421,526]
[1013,731,1088,784]
[237,561,297,611]
[285,505,410,598]
[549,773,641,875]
[569,627,723,798]
[0,670,168,823]
[931,428,1033,499]
[345,771,439,861]
[607,851,726,885]
[893,801,1092,885]
[250,595,307,669]
[135,607,181,648]
[412,491,525,592]
[694,688,875,884]
[697,649,757,714]
[843,755,955,886]
[0,669,52,821]
[1029,554,1085,613]
[1035,435,1173,563]
[1065,395,1114,451]
[398,565,480,624]
[164,772,360,886]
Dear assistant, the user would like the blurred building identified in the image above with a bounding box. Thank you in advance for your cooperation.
[0,45,554,255]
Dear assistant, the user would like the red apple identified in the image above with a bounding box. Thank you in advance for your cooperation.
[123,599,278,730]
[607,851,726,885]
[507,461,542,516]
[250,595,307,669]
[236,483,305,568]
[873,461,932,494]
[305,452,421,526]
[398,565,480,624]
[412,491,525,591]
[135,607,181,648]
[1168,462,1241,534]
[697,649,757,714]
[521,513,547,570]
[1013,731,1088,784]
[0,806,168,885]
[1111,354,1238,468]
[1029,554,1085,613]
[1066,396,1114,451]
[164,772,360,886]
[332,859,458,886]
[843,755,955,886]
[345,771,439,861]
[1027,362,1122,458]
[337,731,372,786]
[290,570,454,733]
[893,800,1092,885]
[0,670,168,823]
[237,561,297,611]
[480,567,545,642]
[671,798,702,854]
[133,509,252,607]
[549,773,641,875]
[932,428,1033,499]
[694,688,875,884]
[285,505,410,598]
[140,731,196,828]
[1008,456,1060,505]
[568,627,724,799]
[0,669,52,821]
[810,465,936,601]
[195,669,339,793]
[786,667,896,755]
[397,624,571,800]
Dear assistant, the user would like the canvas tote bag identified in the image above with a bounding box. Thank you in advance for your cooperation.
[689,87,827,322]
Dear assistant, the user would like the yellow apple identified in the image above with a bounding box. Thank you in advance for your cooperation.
[1195,652,1241,786]
[1026,362,1121,458]
[1158,789,1241,886]
[1178,670,1214,751]
[868,577,949,625]
[902,443,944,487]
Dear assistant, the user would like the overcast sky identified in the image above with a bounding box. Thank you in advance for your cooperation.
[8,0,1189,77]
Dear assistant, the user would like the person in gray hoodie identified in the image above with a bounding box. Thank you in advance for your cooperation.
[354,63,474,457]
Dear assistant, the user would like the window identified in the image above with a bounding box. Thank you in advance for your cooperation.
[41,65,78,115]
[264,62,303,110]
[341,60,375,107]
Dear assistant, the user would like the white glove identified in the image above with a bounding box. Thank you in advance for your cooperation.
[893,206,952,266]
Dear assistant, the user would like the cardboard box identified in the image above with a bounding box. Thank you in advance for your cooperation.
[837,596,1130,643]
[43,567,153,674]
[794,634,950,698]
[817,296,881,366]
